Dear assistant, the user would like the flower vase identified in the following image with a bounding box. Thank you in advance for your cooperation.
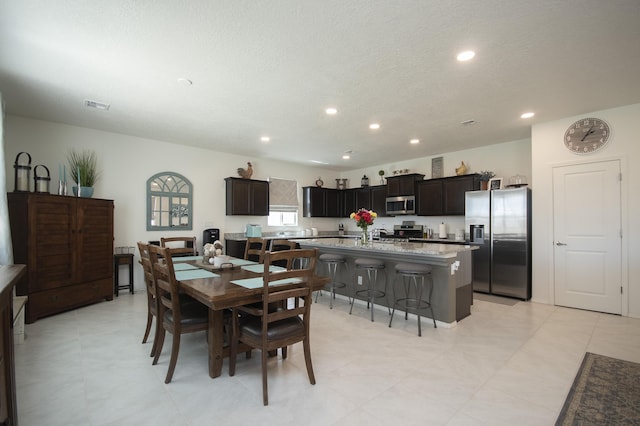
[361,228,369,245]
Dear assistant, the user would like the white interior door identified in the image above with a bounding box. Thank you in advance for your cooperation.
[553,160,622,314]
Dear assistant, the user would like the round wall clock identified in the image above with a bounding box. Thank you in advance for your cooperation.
[564,117,611,154]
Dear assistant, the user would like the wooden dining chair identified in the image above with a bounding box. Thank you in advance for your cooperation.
[138,242,160,358]
[229,248,318,405]
[160,236,197,257]
[269,239,298,269]
[243,237,268,263]
[148,245,209,383]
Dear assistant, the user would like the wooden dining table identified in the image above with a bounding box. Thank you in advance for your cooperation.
[173,256,329,379]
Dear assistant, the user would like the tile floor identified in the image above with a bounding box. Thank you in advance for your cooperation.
[15,291,640,425]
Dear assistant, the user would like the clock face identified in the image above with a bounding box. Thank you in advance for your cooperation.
[564,117,610,154]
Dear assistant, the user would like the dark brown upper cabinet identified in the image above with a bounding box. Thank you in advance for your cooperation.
[417,174,480,216]
[386,173,425,196]
[225,177,269,216]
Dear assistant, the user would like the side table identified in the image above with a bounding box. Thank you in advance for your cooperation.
[114,253,134,296]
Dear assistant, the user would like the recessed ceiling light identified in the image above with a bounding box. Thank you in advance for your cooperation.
[260,136,270,142]
[342,149,352,160]
[457,50,475,61]
[461,119,476,126]
[410,139,420,144]
[177,77,193,86]
[369,123,380,130]
[84,99,110,110]
[521,112,535,119]
[325,107,338,115]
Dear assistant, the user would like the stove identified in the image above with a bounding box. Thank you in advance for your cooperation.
[391,224,424,239]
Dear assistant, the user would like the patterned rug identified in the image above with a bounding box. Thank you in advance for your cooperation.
[556,352,640,425]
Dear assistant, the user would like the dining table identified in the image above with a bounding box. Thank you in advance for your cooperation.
[172,255,330,379]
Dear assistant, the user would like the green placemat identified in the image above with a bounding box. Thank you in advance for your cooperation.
[228,258,258,266]
[231,277,302,289]
[175,269,219,281]
[171,255,202,263]
[173,263,200,271]
[241,264,286,273]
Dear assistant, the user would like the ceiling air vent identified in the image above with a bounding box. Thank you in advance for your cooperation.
[84,99,110,111]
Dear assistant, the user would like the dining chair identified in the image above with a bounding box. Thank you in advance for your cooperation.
[148,245,209,383]
[229,248,318,405]
[269,239,298,269]
[243,237,268,263]
[160,236,197,257]
[137,242,160,358]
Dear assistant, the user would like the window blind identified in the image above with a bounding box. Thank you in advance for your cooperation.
[269,177,298,212]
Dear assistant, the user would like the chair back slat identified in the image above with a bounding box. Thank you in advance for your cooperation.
[149,245,182,321]
[244,237,268,263]
[161,236,197,257]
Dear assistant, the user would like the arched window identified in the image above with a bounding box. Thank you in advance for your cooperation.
[146,172,193,231]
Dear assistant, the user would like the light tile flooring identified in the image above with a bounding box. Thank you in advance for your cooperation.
[15,291,640,425]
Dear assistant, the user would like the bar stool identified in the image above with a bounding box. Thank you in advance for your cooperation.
[315,253,350,309]
[349,258,388,322]
[389,262,436,336]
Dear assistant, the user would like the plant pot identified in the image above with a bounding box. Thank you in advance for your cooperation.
[72,186,94,197]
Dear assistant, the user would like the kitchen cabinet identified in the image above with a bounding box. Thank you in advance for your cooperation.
[417,174,480,216]
[225,177,269,216]
[386,173,424,196]
[369,185,388,216]
[341,187,372,216]
[302,187,340,217]
[302,185,387,218]
[8,193,114,323]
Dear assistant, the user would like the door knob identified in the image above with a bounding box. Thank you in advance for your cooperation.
[555,241,567,246]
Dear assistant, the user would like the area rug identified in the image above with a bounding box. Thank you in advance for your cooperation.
[555,352,640,425]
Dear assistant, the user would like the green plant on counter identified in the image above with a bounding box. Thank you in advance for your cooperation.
[67,149,100,187]
[478,170,495,181]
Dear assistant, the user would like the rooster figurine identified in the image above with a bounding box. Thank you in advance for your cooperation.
[455,161,467,176]
[237,162,253,179]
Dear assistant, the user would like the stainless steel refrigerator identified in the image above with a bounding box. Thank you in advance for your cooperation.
[465,187,532,300]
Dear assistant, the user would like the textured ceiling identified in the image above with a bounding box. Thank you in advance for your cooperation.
[1,0,640,171]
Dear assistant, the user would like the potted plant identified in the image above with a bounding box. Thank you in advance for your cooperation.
[67,149,100,197]
[478,170,495,190]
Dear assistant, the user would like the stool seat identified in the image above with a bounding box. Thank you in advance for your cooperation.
[389,263,436,336]
[316,253,349,309]
[319,253,347,262]
[350,258,388,322]
[355,258,385,269]
[395,263,432,275]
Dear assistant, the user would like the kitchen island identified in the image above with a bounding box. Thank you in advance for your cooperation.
[293,238,476,326]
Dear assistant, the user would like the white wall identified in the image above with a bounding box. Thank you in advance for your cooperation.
[531,103,640,318]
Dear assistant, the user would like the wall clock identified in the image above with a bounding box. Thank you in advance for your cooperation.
[564,117,611,154]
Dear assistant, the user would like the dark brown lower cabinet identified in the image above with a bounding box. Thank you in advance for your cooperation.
[8,193,114,323]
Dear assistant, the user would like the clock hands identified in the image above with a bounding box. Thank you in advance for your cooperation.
[581,125,595,141]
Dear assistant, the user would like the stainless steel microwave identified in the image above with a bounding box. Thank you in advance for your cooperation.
[385,195,415,215]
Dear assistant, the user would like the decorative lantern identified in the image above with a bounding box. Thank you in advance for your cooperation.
[34,165,51,193]
[13,152,32,192]
[361,175,369,187]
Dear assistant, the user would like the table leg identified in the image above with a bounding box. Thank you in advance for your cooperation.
[208,309,224,378]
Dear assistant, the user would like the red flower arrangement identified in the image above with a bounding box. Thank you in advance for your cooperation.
[350,208,377,229]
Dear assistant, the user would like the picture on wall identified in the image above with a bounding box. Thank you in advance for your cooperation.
[432,157,443,178]
[489,177,503,190]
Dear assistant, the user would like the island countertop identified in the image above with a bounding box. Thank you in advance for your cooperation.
[291,237,476,260]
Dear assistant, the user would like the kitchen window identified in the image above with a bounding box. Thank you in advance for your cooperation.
[268,177,298,227]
